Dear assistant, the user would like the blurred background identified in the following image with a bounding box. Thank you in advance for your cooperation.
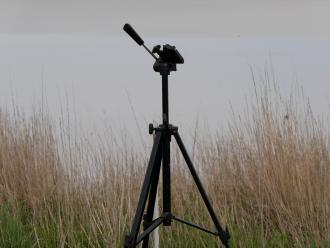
[1,0,330,143]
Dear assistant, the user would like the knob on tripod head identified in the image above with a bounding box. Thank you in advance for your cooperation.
[152,44,184,64]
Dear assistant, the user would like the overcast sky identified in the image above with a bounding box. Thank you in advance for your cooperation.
[1,0,330,145]
[1,0,330,37]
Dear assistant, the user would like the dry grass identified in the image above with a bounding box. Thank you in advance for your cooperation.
[0,80,329,247]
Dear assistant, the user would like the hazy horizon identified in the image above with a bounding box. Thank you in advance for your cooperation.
[1,0,330,145]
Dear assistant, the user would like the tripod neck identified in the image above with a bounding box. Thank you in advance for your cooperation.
[154,60,176,127]
[162,74,169,126]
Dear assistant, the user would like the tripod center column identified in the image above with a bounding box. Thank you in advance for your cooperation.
[161,73,172,225]
[162,74,169,126]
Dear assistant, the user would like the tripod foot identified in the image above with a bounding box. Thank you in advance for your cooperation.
[221,227,230,248]
[124,235,134,248]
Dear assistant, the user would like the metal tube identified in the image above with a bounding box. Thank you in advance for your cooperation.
[142,44,158,60]
[162,75,169,126]
[136,217,164,245]
[162,133,171,223]
[141,136,162,248]
[127,132,163,246]
[172,216,219,236]
[174,132,230,247]
[161,74,171,224]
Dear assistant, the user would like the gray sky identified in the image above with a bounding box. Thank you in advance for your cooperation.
[0,0,330,145]
[1,0,330,37]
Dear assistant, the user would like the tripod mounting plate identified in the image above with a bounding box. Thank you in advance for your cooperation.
[152,44,184,64]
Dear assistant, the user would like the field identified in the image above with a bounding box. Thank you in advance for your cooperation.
[0,81,329,247]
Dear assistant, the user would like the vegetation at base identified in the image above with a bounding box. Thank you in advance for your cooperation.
[0,79,329,247]
[0,201,328,247]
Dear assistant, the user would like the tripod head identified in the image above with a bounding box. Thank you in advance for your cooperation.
[123,23,184,125]
[123,23,184,75]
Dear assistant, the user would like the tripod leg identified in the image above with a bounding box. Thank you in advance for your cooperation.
[173,132,230,248]
[141,145,162,248]
[125,132,163,248]
[162,133,171,225]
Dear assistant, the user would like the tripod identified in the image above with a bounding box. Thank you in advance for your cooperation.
[123,24,230,248]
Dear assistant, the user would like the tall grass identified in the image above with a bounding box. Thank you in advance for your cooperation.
[0,80,329,247]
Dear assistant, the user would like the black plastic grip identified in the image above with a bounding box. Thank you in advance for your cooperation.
[123,23,144,46]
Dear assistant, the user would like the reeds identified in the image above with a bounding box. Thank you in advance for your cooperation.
[0,80,329,247]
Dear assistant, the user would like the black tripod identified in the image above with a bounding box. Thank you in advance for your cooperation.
[123,24,230,248]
